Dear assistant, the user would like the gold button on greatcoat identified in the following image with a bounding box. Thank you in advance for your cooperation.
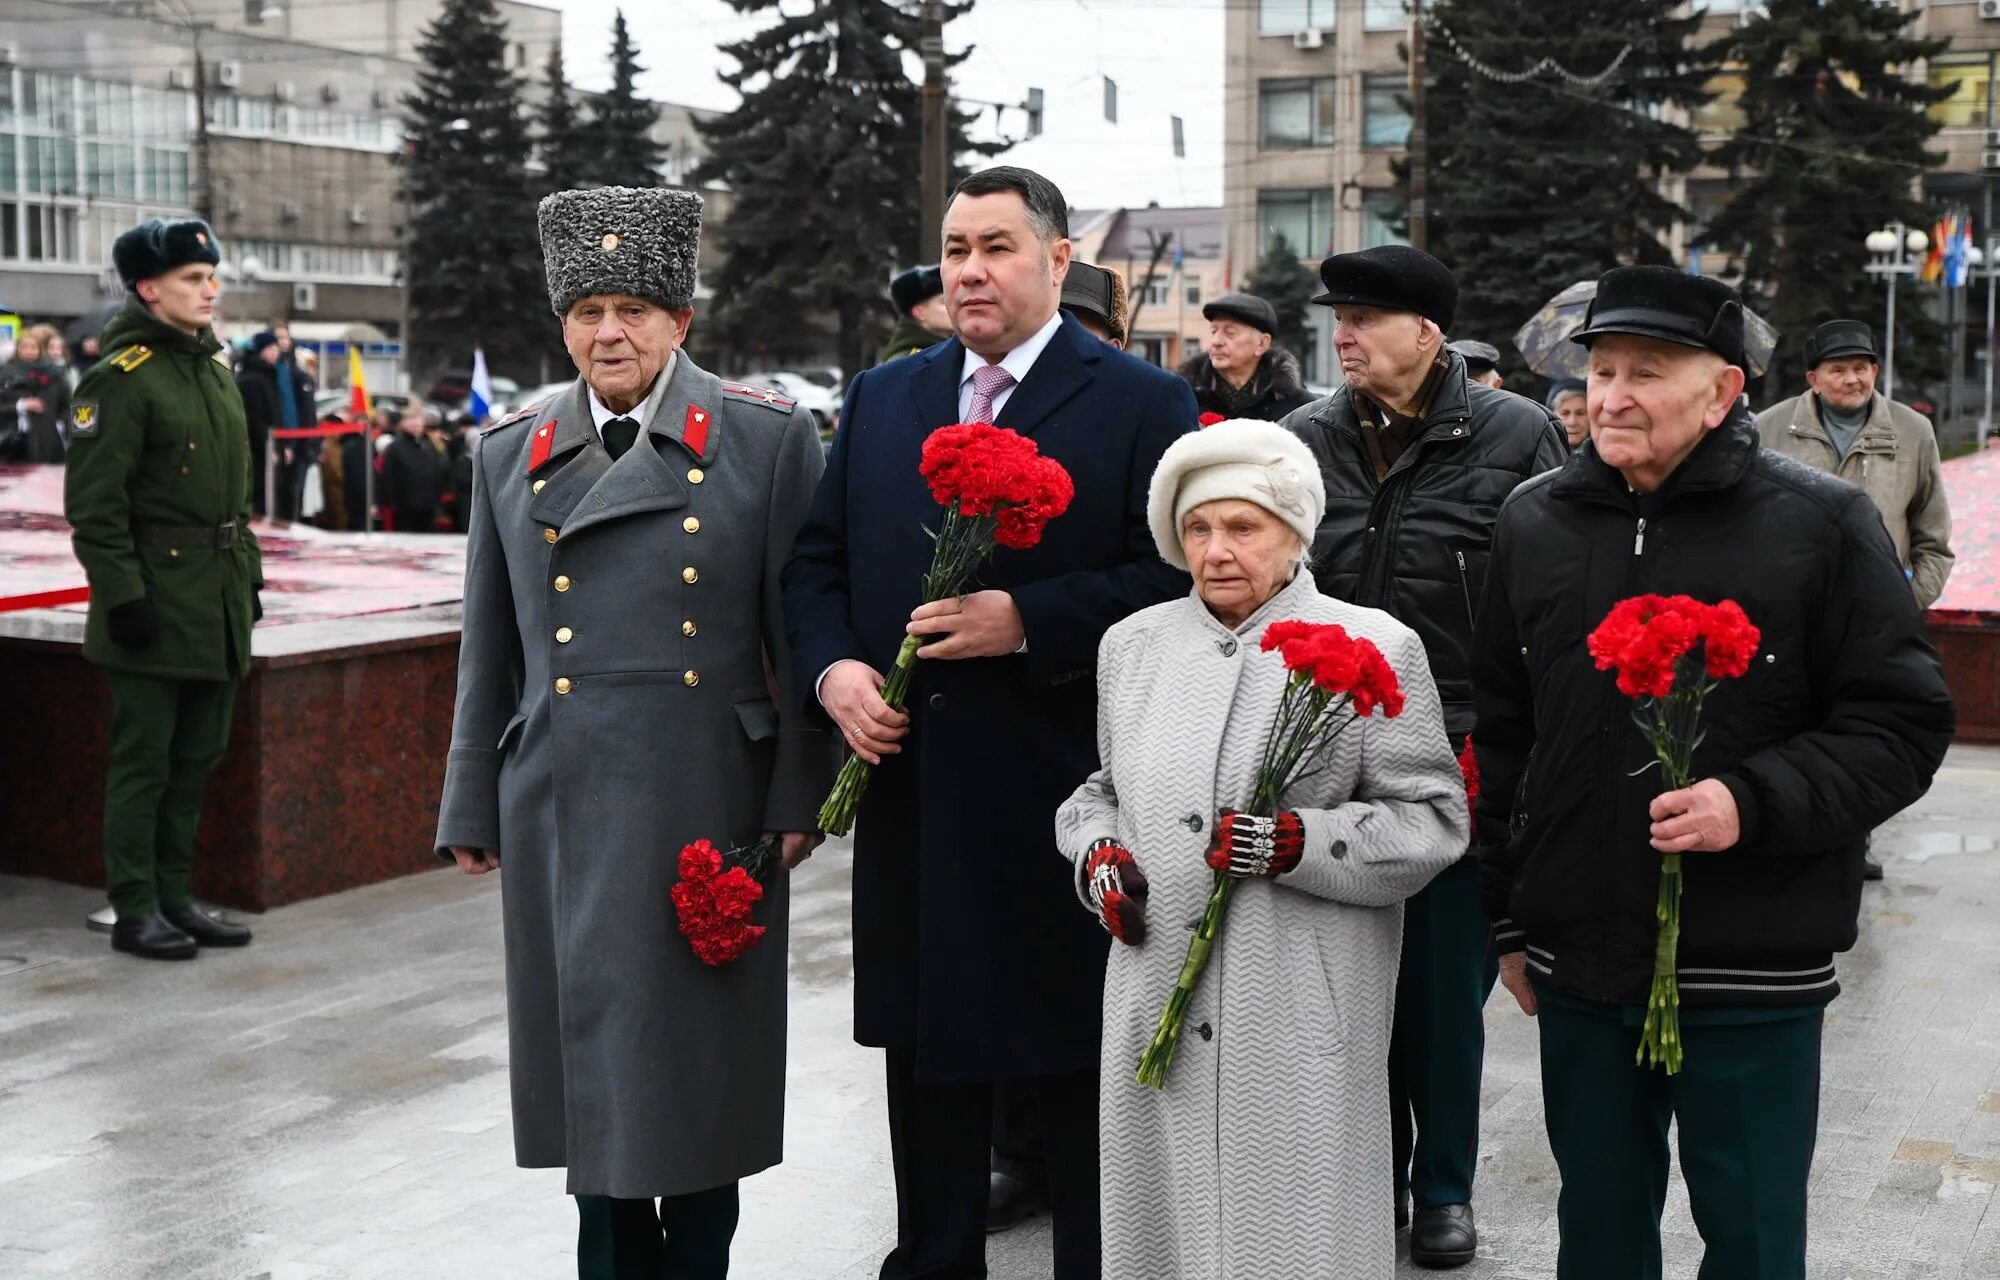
[169,548,180,558]
[683,670,700,687]
[682,620,696,637]
[556,627,573,643]
[544,527,559,544]
[682,566,698,584]
[555,677,573,694]
[533,479,546,493]
[180,466,190,475]
[554,575,571,592]
[687,467,705,484]
[186,441,196,451]
[683,516,700,534]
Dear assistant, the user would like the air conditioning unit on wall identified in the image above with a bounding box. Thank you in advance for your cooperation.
[1981,0,2000,20]
[214,61,243,89]
[346,205,369,226]
[292,283,318,313]
[1293,29,1325,51]
[1982,148,2000,172]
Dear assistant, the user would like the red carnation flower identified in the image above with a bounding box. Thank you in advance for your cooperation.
[1457,738,1479,823]
[1198,412,1226,427]
[671,836,781,967]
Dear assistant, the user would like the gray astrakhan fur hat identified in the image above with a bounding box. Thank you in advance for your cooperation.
[538,186,704,315]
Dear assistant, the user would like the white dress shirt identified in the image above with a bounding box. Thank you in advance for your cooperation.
[585,351,677,442]
[956,311,1063,422]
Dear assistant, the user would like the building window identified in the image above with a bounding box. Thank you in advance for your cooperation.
[1364,0,1406,31]
[0,136,13,195]
[1259,78,1336,150]
[1258,0,1335,37]
[1185,283,1202,305]
[1695,68,1747,135]
[1931,55,1992,129]
[1362,75,1412,149]
[1361,190,1408,249]
[1259,188,1336,258]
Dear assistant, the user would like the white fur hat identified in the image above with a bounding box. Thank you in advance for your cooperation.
[1147,418,1325,570]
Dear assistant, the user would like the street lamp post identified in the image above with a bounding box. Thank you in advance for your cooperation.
[1864,223,1928,402]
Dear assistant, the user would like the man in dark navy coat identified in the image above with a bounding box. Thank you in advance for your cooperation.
[784,166,1198,1280]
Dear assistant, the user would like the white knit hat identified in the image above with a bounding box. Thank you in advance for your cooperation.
[1147,418,1325,570]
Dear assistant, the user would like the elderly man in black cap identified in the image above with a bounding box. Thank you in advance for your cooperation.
[881,264,952,364]
[1180,290,1312,422]
[1280,243,1566,1267]
[1472,266,1954,1280]
[1448,338,1505,389]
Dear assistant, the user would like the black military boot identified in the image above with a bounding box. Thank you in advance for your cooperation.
[163,903,253,947]
[1410,1203,1477,1269]
[985,1169,1049,1233]
[111,912,198,960]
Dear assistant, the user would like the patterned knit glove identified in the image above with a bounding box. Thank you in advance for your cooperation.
[1206,809,1305,878]
[1082,839,1148,946]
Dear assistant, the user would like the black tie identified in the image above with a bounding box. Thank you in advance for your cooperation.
[602,416,640,461]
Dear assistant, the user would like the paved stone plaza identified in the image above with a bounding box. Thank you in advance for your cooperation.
[2,746,1997,1279]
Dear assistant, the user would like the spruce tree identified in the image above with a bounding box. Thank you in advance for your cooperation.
[1700,0,1951,400]
[693,0,999,375]
[1242,234,1318,365]
[538,42,586,195]
[399,0,550,381]
[580,11,666,188]
[1420,1,1710,370]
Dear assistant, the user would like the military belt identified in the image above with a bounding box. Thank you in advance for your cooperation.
[136,520,240,550]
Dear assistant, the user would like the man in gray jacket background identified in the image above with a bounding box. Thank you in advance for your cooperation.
[436,184,837,1280]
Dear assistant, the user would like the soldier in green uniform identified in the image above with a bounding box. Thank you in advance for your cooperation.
[65,218,261,960]
[877,263,950,365]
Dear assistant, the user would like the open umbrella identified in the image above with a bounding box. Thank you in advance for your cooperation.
[1513,279,1779,380]
[65,299,126,348]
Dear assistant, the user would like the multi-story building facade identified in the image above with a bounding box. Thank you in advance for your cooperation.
[1074,204,1232,372]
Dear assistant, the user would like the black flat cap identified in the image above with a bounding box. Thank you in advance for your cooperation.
[1313,245,1458,330]
[1061,261,1118,337]
[890,264,944,314]
[1803,319,1878,368]
[112,218,222,290]
[1571,266,1745,368]
[1202,291,1279,334]
[1448,338,1501,374]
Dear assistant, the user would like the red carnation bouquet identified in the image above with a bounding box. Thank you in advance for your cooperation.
[1197,411,1227,428]
[1457,737,1480,823]
[1136,619,1404,1089]
[1587,594,1761,1073]
[816,423,1075,836]
[671,835,782,966]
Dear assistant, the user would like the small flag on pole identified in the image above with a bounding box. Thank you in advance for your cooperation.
[469,348,494,424]
[347,346,372,420]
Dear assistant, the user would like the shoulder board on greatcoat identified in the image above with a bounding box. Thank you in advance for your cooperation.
[719,381,798,412]
[103,345,154,373]
[485,400,546,435]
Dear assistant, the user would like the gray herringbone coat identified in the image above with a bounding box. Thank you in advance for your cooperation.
[1055,573,1466,1280]
[435,360,838,1198]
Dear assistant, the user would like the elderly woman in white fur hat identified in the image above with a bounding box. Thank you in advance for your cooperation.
[1055,418,1466,1280]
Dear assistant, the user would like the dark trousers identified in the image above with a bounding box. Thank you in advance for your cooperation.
[1389,855,1500,1208]
[990,1080,1046,1185]
[575,1184,740,1280]
[392,506,436,534]
[1537,988,1823,1280]
[881,1048,1099,1280]
[103,671,238,917]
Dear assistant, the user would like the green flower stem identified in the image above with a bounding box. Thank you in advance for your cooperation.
[1634,667,1708,1075]
[816,632,925,838]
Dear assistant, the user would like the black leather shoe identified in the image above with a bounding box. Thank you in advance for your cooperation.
[1862,853,1885,881]
[985,1169,1049,1234]
[163,903,253,947]
[1395,1188,1410,1230]
[1411,1203,1477,1269]
[111,912,198,960]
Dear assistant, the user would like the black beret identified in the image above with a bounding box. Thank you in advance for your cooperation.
[248,329,280,356]
[1571,266,1745,368]
[1061,261,1117,337]
[1313,245,1458,331]
[1804,319,1878,368]
[1448,338,1501,373]
[1201,291,1279,334]
[112,218,221,290]
[890,264,944,314]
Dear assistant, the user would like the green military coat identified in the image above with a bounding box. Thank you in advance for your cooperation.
[64,301,261,681]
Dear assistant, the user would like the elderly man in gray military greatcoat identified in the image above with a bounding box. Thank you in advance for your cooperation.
[436,185,838,1280]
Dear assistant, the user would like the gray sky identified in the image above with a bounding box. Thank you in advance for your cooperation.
[553,0,1226,210]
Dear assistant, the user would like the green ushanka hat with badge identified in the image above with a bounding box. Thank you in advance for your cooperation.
[538,186,705,316]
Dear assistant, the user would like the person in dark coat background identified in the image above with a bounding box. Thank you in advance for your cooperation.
[1179,291,1314,423]
[0,325,72,463]
[233,330,284,514]
[378,404,443,533]
[879,264,952,365]
[1472,266,1954,1280]
[784,166,1199,1280]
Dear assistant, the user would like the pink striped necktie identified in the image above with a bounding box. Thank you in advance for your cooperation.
[966,362,1016,424]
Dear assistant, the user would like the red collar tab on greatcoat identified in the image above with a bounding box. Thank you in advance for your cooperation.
[684,404,711,457]
[527,419,558,473]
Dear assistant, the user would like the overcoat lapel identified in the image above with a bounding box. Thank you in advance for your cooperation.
[910,337,965,432]
[527,381,607,530]
[544,362,707,539]
[995,313,1097,437]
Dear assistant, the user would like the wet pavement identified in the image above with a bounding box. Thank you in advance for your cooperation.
[2,745,1996,1279]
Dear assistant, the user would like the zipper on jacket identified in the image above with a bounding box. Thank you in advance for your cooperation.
[1633,517,1647,556]
[1454,549,1477,632]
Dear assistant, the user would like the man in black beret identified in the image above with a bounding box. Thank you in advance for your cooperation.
[65,217,262,960]
[1473,266,1953,1279]
[1448,338,1504,389]
[1178,289,1312,422]
[1282,244,1566,1266]
[880,264,951,365]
